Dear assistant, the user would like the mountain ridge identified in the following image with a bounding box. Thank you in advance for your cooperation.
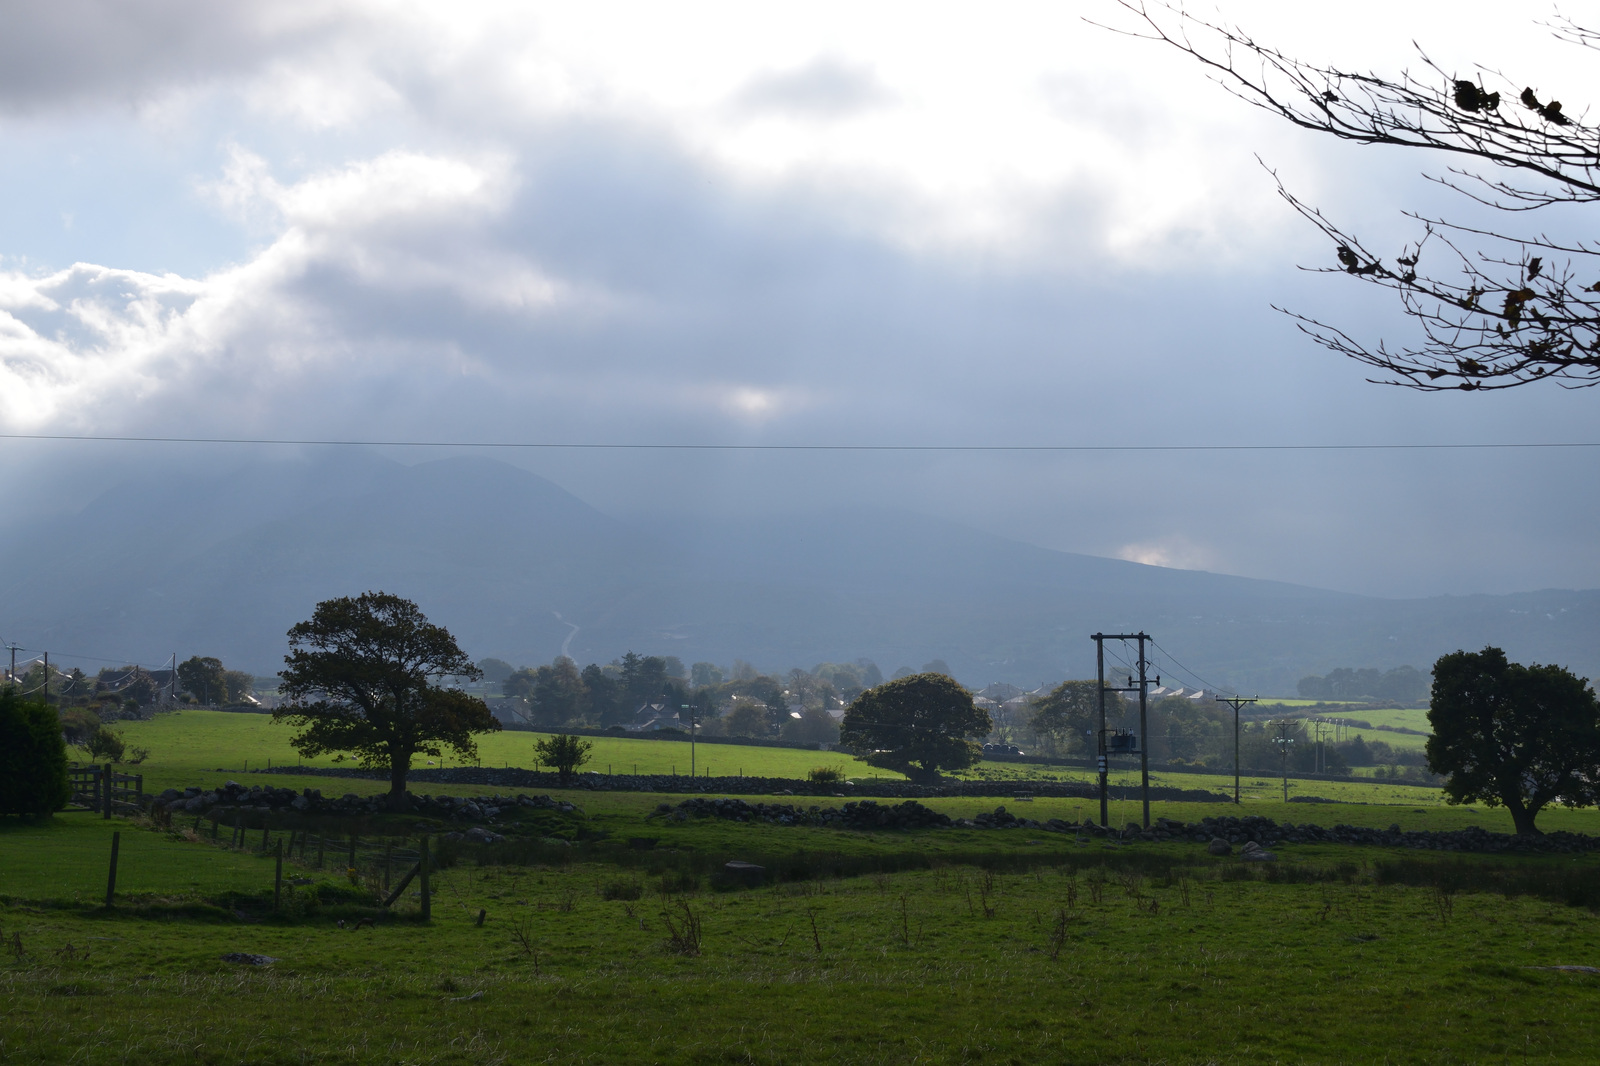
[3,452,1595,693]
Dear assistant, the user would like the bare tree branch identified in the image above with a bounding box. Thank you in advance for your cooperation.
[1100,0,1600,390]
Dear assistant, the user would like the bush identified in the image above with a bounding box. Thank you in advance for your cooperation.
[0,691,71,816]
[807,766,844,785]
[83,726,127,763]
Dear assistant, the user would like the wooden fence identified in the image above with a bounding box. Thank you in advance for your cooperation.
[67,765,143,817]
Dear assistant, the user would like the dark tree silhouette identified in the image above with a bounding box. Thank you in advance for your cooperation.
[840,673,991,784]
[1110,1,1600,390]
[276,592,499,809]
[1426,646,1600,835]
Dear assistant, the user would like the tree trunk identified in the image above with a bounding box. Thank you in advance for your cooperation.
[1507,798,1542,837]
[388,754,411,811]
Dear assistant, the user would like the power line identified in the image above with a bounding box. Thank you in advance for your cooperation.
[1,432,1598,453]
[1149,638,1232,698]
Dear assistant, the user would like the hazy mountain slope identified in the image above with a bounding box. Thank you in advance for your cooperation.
[2,453,1595,693]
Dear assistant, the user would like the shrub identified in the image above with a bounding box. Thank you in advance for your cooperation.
[83,726,127,763]
[534,733,593,786]
[0,692,71,816]
[807,766,844,785]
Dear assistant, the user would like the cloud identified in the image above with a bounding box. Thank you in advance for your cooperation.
[0,1,359,113]
[733,58,894,118]
[1114,537,1221,572]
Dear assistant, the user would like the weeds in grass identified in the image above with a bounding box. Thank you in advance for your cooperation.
[1431,884,1456,924]
[1063,870,1079,909]
[600,877,642,901]
[661,901,702,956]
[508,913,542,972]
[808,908,823,953]
[1087,870,1106,905]
[1047,908,1077,961]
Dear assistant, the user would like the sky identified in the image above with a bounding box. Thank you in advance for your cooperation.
[0,0,1595,599]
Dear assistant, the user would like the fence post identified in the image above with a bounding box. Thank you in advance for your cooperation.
[103,764,112,819]
[273,840,284,911]
[419,836,431,921]
[135,774,143,807]
[104,831,120,908]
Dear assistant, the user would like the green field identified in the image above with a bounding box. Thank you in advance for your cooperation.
[6,806,1600,1064]
[102,711,887,793]
[1333,706,1433,733]
[93,711,1600,833]
[12,709,1600,1062]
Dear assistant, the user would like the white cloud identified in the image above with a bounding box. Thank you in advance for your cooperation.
[1115,536,1220,572]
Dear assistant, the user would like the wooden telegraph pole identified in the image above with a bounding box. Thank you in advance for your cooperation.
[1091,633,1152,828]
[1215,696,1258,804]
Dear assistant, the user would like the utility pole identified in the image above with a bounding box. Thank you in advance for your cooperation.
[683,703,698,780]
[1091,633,1153,828]
[6,644,17,691]
[42,651,49,705]
[1215,696,1258,804]
[1274,729,1295,803]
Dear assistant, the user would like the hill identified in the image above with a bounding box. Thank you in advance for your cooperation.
[3,453,1596,691]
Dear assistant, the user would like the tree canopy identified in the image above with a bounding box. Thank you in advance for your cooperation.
[177,656,227,705]
[840,673,992,784]
[275,592,500,808]
[0,691,70,817]
[1029,680,1100,757]
[1114,0,1600,391]
[1425,646,1600,835]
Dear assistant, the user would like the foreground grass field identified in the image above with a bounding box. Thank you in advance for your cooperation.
[17,708,1600,1062]
[5,810,1600,1065]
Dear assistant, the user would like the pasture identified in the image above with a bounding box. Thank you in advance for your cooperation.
[6,808,1600,1064]
[9,710,1600,1063]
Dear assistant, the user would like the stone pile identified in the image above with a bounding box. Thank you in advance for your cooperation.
[152,782,574,821]
[258,764,1229,803]
[662,796,954,830]
[661,800,1599,855]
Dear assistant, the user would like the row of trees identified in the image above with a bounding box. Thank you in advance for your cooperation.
[491,652,914,745]
[1296,665,1429,704]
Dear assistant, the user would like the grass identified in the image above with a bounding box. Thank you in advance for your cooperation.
[5,811,1600,1064]
[102,711,884,793]
[87,710,1600,838]
[18,705,1600,1061]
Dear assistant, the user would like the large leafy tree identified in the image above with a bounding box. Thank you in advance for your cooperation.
[840,673,992,785]
[504,657,589,729]
[275,592,500,809]
[1113,1,1600,391]
[1029,680,1101,757]
[1426,647,1600,835]
[177,656,227,705]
